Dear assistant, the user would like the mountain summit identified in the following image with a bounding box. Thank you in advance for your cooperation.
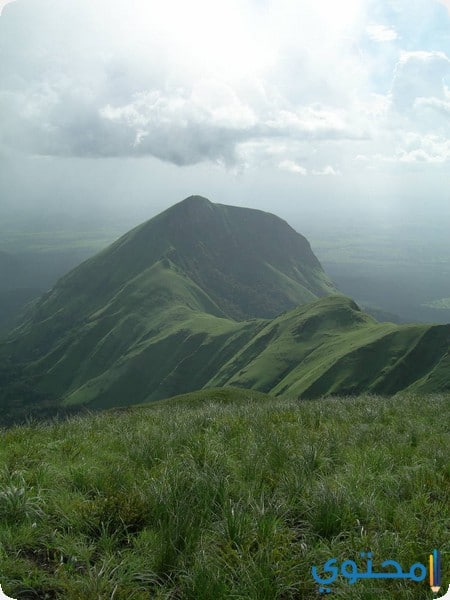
[40,194,335,323]
[1,197,335,412]
[1,196,449,422]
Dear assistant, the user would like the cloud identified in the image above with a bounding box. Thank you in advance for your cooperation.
[397,133,450,163]
[368,132,450,167]
[437,0,450,14]
[339,44,450,173]
[391,51,450,111]
[0,0,15,15]
[98,83,258,165]
[0,0,372,169]
[415,92,450,117]
[312,166,341,175]
[366,24,398,42]
[278,160,307,175]
[263,106,364,140]
[0,0,449,182]
[98,94,363,165]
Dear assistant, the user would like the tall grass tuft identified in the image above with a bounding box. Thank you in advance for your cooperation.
[0,392,448,599]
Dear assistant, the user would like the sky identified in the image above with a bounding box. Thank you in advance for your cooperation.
[0,0,450,229]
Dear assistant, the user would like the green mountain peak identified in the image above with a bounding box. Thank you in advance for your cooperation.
[1,196,449,424]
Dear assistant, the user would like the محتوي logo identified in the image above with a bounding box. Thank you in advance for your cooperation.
[429,550,450,599]
[430,549,443,594]
[312,549,447,596]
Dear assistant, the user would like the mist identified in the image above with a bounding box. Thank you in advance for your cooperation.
[1,0,450,327]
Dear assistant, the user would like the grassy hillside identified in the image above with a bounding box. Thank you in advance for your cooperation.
[1,197,449,422]
[1,292,450,423]
[10,196,335,335]
[0,389,448,599]
[0,195,336,419]
[210,296,450,398]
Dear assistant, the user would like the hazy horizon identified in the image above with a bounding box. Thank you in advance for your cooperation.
[1,0,450,227]
[1,0,450,327]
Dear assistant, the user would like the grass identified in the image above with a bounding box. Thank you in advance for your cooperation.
[3,288,450,421]
[0,389,448,599]
[3,197,449,417]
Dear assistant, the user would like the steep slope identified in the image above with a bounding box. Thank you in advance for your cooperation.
[208,296,450,397]
[4,258,262,408]
[11,195,334,341]
[1,196,334,413]
[1,197,449,422]
[3,290,449,418]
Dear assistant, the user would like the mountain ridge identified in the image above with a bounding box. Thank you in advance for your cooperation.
[1,196,449,423]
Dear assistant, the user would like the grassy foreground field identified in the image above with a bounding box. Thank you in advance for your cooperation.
[0,389,448,599]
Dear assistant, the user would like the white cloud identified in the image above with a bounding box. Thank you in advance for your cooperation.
[391,51,450,111]
[312,165,341,175]
[0,0,373,168]
[264,106,361,140]
[0,0,449,186]
[0,0,15,16]
[437,0,450,14]
[397,50,450,68]
[278,160,307,175]
[98,84,259,165]
[100,82,257,138]
[415,95,450,116]
[399,133,450,163]
[370,133,450,166]
[366,24,398,42]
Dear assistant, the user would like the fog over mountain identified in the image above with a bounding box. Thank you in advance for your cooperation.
[1,0,450,326]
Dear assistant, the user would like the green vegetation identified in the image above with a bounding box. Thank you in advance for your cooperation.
[1,198,449,421]
[209,295,450,398]
[2,291,449,422]
[0,195,336,418]
[0,389,448,599]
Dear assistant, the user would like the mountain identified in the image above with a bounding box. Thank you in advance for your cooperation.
[19,195,335,324]
[3,195,336,349]
[1,196,449,423]
[208,295,450,397]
